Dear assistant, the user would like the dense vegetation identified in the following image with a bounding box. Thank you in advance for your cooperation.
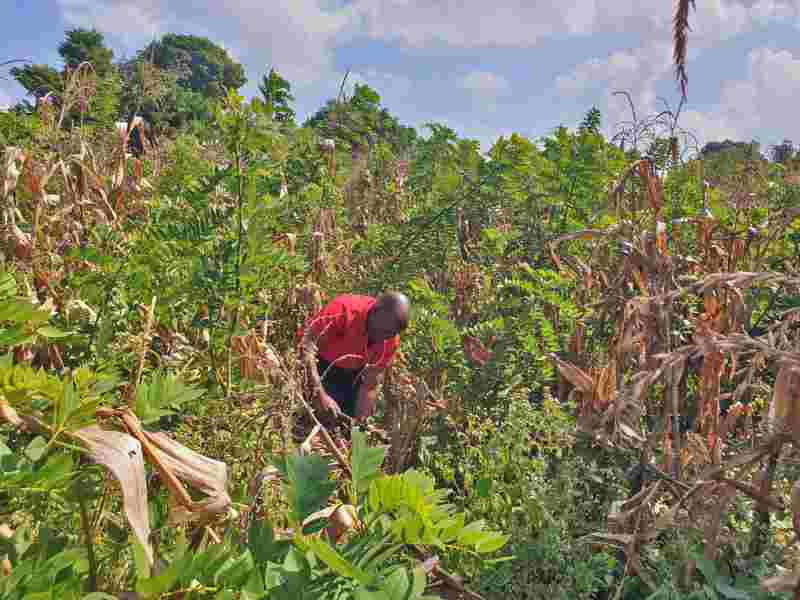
[2,23,800,600]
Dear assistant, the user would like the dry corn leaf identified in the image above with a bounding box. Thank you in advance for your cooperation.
[144,431,231,526]
[73,425,153,566]
[768,363,800,438]
[463,336,491,366]
[550,354,594,394]
[762,570,800,593]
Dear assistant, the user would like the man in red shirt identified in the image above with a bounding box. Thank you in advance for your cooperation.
[299,292,410,422]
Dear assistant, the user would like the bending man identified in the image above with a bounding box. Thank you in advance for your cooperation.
[299,292,410,422]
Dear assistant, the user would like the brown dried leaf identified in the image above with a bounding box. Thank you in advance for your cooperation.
[768,363,800,438]
[550,354,594,394]
[73,425,153,566]
[762,571,800,594]
[791,480,800,520]
[0,401,23,427]
[697,443,776,480]
[464,336,491,366]
[144,431,231,526]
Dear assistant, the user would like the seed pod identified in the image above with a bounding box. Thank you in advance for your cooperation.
[326,504,357,543]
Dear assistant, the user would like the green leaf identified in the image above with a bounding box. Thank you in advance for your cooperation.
[0,440,13,469]
[695,558,720,585]
[37,325,72,339]
[133,371,206,425]
[0,271,17,299]
[131,535,151,580]
[216,551,255,588]
[0,326,35,348]
[248,519,278,565]
[54,378,80,428]
[456,520,487,547]
[475,478,492,498]
[135,558,181,598]
[475,532,510,554]
[437,514,465,543]
[355,588,391,600]
[714,582,753,600]
[305,536,373,586]
[410,566,427,598]
[351,427,386,495]
[24,436,48,462]
[274,453,337,525]
[282,547,309,575]
[381,567,410,600]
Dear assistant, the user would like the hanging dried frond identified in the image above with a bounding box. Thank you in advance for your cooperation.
[673,0,696,99]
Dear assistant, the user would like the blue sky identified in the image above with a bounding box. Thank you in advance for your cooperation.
[2,0,800,153]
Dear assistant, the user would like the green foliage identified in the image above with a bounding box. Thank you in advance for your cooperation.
[5,54,799,600]
[272,453,337,526]
[0,109,43,147]
[259,68,296,124]
[133,371,205,425]
[304,83,417,156]
[0,270,77,349]
[350,428,386,500]
[58,28,115,76]
[141,33,247,99]
[119,60,178,122]
[10,64,63,100]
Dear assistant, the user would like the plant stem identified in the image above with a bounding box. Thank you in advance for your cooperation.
[749,446,781,558]
[78,484,98,592]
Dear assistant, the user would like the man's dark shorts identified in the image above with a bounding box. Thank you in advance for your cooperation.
[318,357,361,417]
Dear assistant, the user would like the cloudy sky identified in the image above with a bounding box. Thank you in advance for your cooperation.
[2,0,800,152]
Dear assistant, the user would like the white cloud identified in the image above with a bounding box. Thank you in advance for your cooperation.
[549,0,800,148]
[58,0,166,52]
[55,0,356,89]
[0,89,12,110]
[348,0,800,50]
[613,47,800,149]
[348,0,674,48]
[49,0,800,150]
[459,71,511,98]
[346,69,414,102]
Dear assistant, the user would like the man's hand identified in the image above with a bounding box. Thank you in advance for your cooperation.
[354,367,383,422]
[318,391,342,418]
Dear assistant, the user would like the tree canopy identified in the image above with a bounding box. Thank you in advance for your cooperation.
[304,82,417,155]
[139,34,246,99]
[58,28,115,76]
[258,68,295,124]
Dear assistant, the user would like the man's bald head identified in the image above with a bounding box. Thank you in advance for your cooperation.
[367,291,411,343]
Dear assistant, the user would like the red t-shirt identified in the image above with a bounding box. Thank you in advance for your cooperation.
[298,294,400,370]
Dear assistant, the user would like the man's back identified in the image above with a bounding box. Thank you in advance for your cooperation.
[302,294,400,371]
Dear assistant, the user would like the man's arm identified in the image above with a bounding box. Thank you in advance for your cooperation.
[355,367,385,421]
[300,327,341,416]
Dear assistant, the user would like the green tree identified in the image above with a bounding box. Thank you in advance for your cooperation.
[700,139,765,187]
[10,64,63,101]
[10,28,118,129]
[140,34,246,99]
[119,59,177,125]
[58,28,114,76]
[258,68,295,123]
[304,82,416,155]
[771,139,794,164]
